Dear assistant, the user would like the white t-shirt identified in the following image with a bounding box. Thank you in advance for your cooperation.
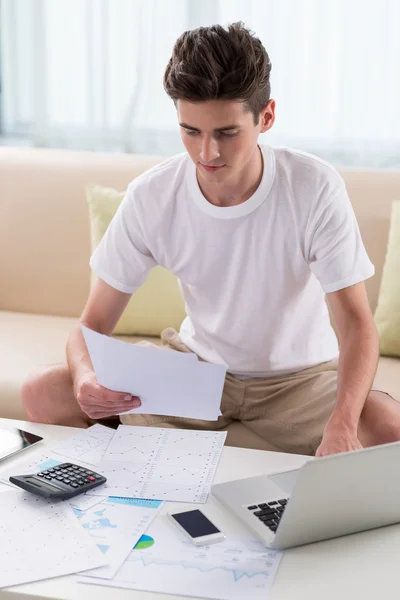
[90,145,374,377]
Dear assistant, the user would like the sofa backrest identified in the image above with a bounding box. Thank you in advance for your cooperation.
[0,147,162,317]
[1,146,399,318]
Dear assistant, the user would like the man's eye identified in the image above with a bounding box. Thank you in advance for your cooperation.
[184,129,199,136]
[219,131,238,137]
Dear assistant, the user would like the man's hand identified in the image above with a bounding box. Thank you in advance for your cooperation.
[74,371,141,419]
[315,422,363,457]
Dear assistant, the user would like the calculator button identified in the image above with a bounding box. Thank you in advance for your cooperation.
[56,476,64,481]
[87,476,96,482]
[44,476,52,480]
[70,483,79,488]
[37,473,45,477]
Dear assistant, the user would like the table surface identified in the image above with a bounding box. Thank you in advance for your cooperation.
[1,418,399,600]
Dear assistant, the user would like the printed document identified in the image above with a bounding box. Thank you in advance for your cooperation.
[0,490,106,588]
[81,325,226,420]
[79,514,282,599]
[75,496,163,579]
[51,423,114,466]
[89,425,227,503]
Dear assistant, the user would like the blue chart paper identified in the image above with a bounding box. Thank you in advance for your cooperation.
[74,496,163,580]
[79,515,282,599]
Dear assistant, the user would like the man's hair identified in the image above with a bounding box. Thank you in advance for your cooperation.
[163,22,272,125]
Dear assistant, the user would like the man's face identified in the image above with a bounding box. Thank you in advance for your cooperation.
[177,99,275,186]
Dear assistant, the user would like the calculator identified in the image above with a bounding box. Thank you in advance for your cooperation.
[9,462,107,500]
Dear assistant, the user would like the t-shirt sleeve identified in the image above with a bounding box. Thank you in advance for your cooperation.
[306,176,375,293]
[89,183,158,294]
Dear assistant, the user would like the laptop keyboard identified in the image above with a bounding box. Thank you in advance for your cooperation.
[247,499,288,533]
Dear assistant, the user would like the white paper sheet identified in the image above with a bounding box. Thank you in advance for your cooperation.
[0,490,106,588]
[79,515,283,600]
[51,423,114,465]
[89,425,227,503]
[74,496,163,579]
[82,325,226,420]
[0,481,12,492]
[69,493,107,511]
[0,452,70,487]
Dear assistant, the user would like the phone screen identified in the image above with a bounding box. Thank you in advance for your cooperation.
[171,510,220,538]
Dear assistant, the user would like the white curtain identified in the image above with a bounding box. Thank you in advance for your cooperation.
[1,0,400,166]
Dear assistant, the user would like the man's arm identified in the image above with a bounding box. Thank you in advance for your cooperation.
[316,281,380,456]
[67,277,141,419]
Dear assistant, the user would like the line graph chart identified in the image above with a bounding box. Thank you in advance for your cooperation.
[104,426,165,463]
[89,461,152,497]
[79,518,282,599]
[101,425,227,502]
[51,423,114,465]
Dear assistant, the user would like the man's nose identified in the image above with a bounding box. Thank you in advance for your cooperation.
[199,136,220,164]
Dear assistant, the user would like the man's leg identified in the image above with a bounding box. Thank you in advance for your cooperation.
[22,363,92,428]
[239,358,400,455]
[239,359,341,456]
[358,390,400,446]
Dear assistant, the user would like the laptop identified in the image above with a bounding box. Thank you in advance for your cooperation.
[212,441,400,549]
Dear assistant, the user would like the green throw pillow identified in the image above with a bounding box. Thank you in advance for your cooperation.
[86,184,186,336]
[374,200,400,356]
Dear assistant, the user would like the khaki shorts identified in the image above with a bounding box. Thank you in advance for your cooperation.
[120,328,384,456]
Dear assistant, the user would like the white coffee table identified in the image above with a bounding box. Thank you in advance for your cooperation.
[0,417,399,600]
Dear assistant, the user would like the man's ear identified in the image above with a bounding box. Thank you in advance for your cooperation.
[260,99,275,133]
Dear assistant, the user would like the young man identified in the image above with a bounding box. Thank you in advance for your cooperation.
[23,23,400,457]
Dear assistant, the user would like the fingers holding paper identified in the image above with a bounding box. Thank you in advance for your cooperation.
[76,371,141,419]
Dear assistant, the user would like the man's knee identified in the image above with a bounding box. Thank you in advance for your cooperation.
[359,391,400,446]
[22,366,57,423]
[21,363,78,425]
[22,369,44,421]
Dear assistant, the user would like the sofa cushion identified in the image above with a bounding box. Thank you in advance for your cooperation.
[86,184,186,336]
[374,200,400,357]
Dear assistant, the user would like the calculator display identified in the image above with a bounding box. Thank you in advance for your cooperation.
[24,477,61,491]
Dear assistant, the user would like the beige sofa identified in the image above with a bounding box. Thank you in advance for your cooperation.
[0,146,399,425]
